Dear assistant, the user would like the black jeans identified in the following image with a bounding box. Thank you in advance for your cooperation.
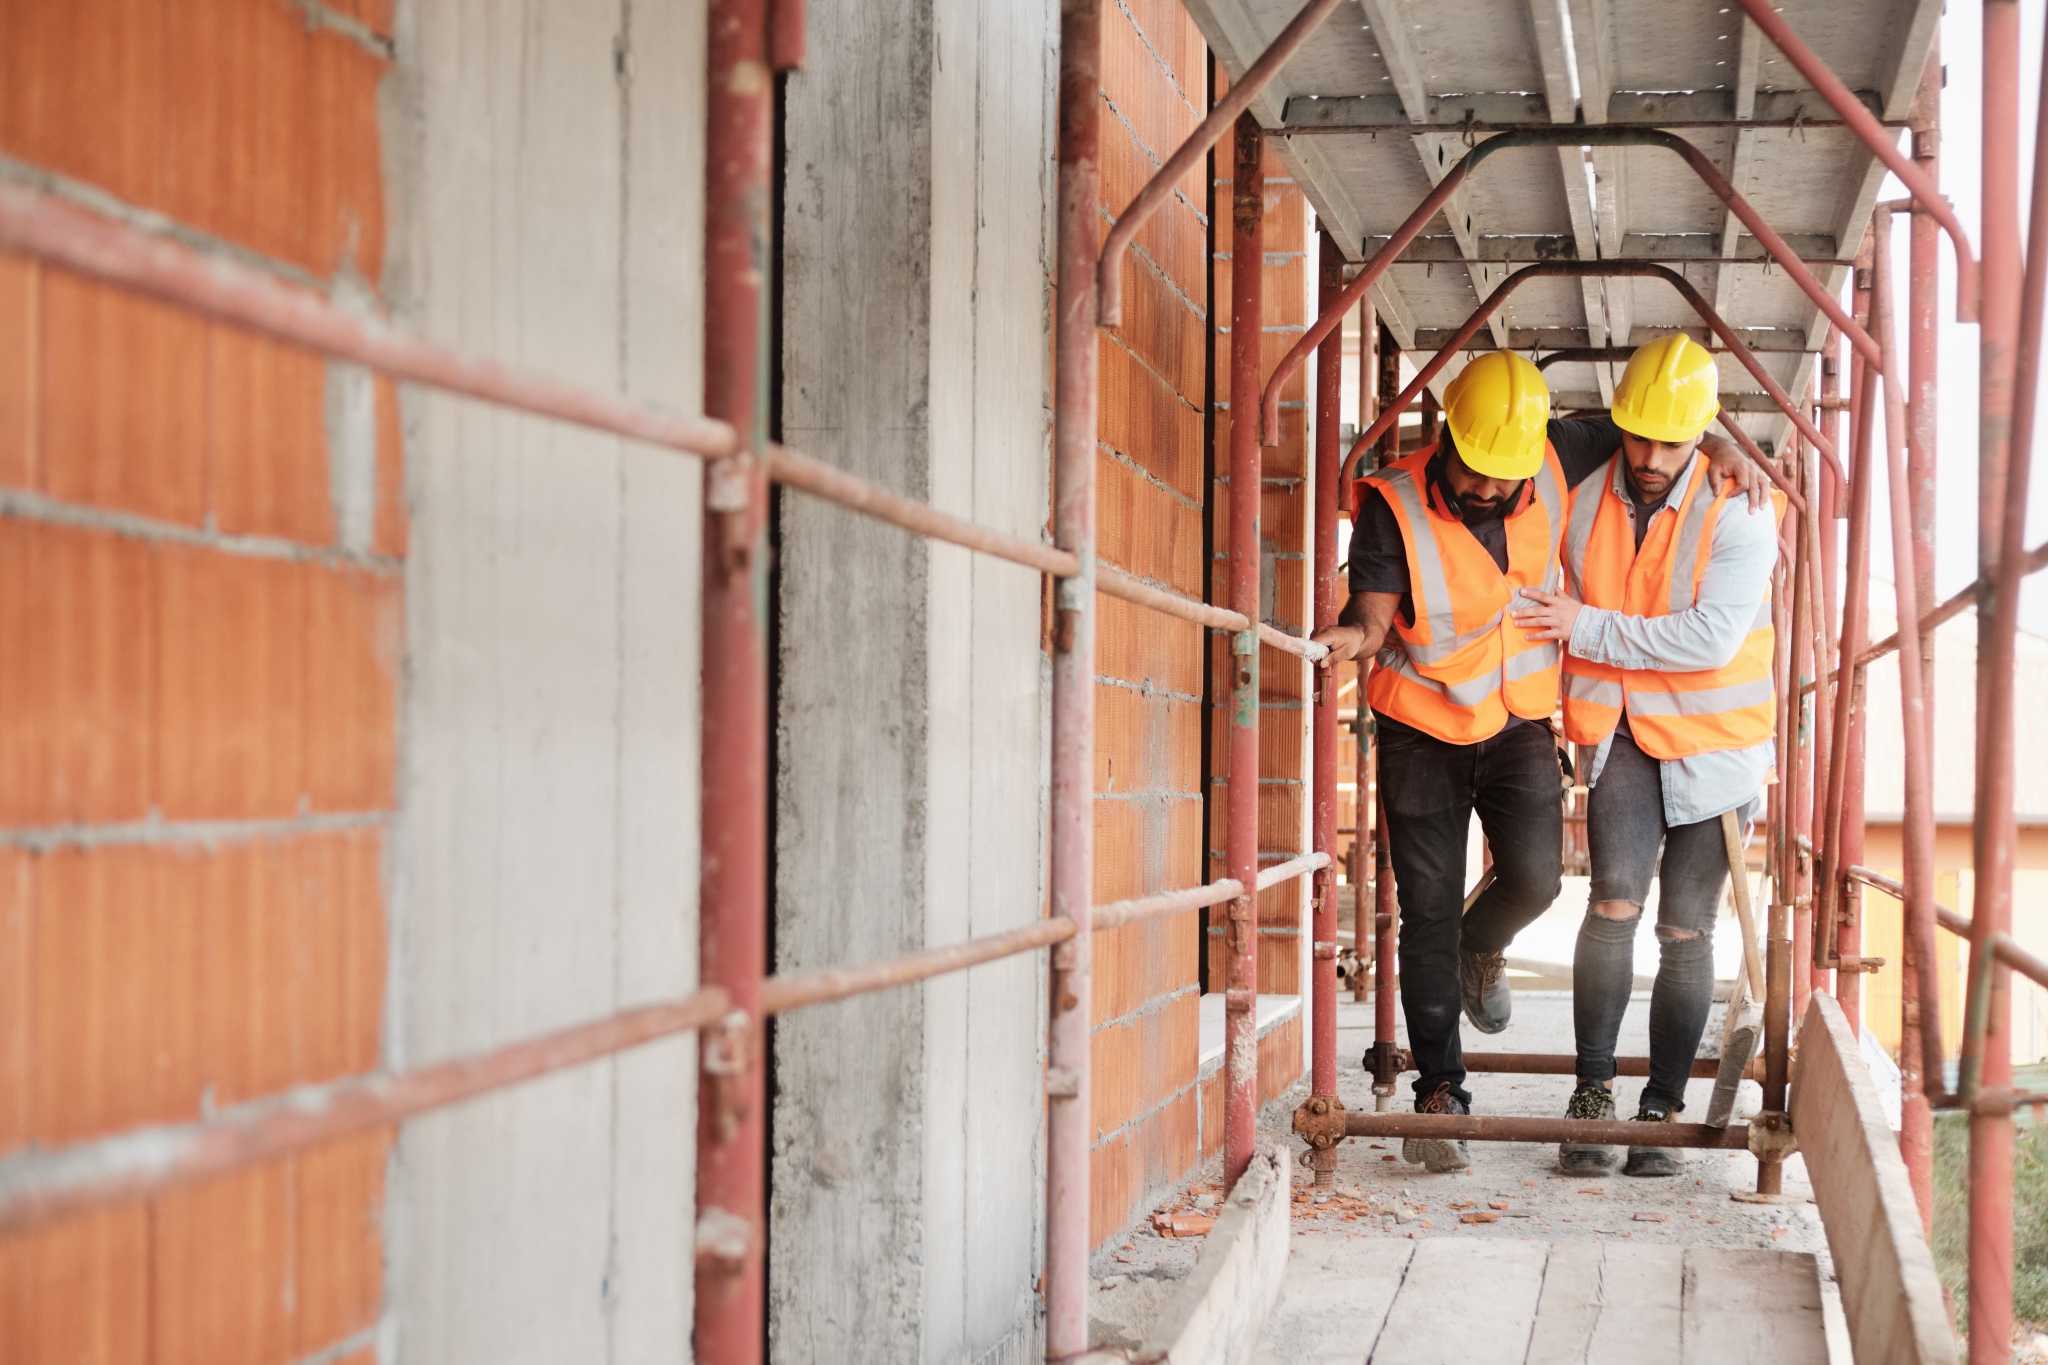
[1377,715,1564,1106]
[1572,728,1756,1112]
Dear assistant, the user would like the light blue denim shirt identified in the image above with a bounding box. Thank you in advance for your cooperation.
[1566,453,1781,827]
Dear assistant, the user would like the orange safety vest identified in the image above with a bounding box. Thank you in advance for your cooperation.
[1360,442,1567,745]
[1559,455,1782,759]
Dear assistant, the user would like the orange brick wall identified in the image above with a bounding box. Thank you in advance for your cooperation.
[1087,0,1214,1250]
[0,3,399,1362]
[1207,129,1314,1004]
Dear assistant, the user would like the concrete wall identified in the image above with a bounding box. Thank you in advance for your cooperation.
[384,3,705,1361]
[771,2,1055,1361]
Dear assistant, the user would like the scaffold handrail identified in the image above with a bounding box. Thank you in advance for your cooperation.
[0,180,1336,667]
[0,985,733,1236]
[1256,850,1331,891]
[0,844,1344,1238]
[1094,879,1244,930]
[1093,0,1346,327]
[1802,534,2048,695]
[1847,865,2048,994]
[1096,566,1331,660]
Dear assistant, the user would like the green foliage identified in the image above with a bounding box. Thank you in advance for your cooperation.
[1931,1110,2048,1338]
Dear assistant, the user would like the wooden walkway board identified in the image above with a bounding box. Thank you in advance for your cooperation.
[1256,1237,1831,1364]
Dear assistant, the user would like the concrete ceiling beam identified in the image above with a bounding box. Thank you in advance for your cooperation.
[1278,87,1907,133]
[1710,20,1765,321]
[1354,232,1845,264]
[1358,0,1512,350]
[1412,324,1816,352]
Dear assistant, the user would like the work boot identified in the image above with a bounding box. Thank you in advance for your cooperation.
[1401,1082,1472,1173]
[1459,947,1511,1034]
[1557,1082,1620,1175]
[1622,1098,1683,1177]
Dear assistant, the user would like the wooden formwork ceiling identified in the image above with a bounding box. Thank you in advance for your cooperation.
[1184,0,1941,453]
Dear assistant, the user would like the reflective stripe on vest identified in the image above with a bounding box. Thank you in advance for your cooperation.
[1360,442,1566,744]
[1559,453,1782,760]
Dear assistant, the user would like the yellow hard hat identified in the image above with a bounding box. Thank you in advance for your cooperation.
[1611,333,1720,443]
[1441,351,1551,479]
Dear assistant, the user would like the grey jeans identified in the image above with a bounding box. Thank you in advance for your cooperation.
[1572,727,1757,1111]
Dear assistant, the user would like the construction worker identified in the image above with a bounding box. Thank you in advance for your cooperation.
[1314,350,1766,1173]
[1511,334,1781,1178]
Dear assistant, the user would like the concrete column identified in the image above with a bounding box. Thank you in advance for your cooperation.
[383,4,705,1361]
[773,2,1055,1361]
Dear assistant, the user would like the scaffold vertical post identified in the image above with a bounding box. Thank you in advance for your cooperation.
[1962,3,2027,1355]
[696,2,774,1359]
[1046,0,1102,1354]
[1871,207,1944,1226]
[1817,246,1875,1029]
[1352,307,1380,1004]
[1225,114,1266,1189]
[1899,45,1942,1229]
[1311,230,1342,1110]
[1813,334,1843,1004]
[1369,327,1401,1105]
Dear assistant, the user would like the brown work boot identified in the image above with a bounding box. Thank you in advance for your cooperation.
[1459,947,1511,1034]
[1401,1082,1472,1173]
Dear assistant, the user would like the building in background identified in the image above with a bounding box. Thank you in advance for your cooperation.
[1857,601,2048,1066]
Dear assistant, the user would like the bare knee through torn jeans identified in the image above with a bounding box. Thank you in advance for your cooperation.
[1572,726,1758,1112]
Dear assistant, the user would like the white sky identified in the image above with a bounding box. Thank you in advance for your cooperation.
[1866,0,2048,632]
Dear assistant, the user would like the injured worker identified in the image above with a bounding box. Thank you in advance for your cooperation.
[1511,334,1783,1178]
[1312,350,1767,1174]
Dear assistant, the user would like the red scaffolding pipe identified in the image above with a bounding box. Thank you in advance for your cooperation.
[1815,252,1877,1006]
[1898,48,1942,1231]
[1224,115,1266,1190]
[1870,205,1946,1119]
[1310,232,1344,1124]
[1095,0,1345,326]
[1962,4,2031,1351]
[0,986,733,1236]
[1045,0,1101,1353]
[0,182,742,462]
[1261,126,1885,450]
[696,3,774,1357]
[1735,0,1978,321]
[0,182,1091,585]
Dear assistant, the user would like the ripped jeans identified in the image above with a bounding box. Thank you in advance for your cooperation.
[1573,727,1757,1113]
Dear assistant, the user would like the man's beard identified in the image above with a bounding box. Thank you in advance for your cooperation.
[1627,466,1673,498]
[1452,489,1511,520]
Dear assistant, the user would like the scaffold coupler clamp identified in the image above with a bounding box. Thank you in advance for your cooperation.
[1746,1109,1797,1161]
[1365,1041,1406,1097]
[1292,1092,1349,1152]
